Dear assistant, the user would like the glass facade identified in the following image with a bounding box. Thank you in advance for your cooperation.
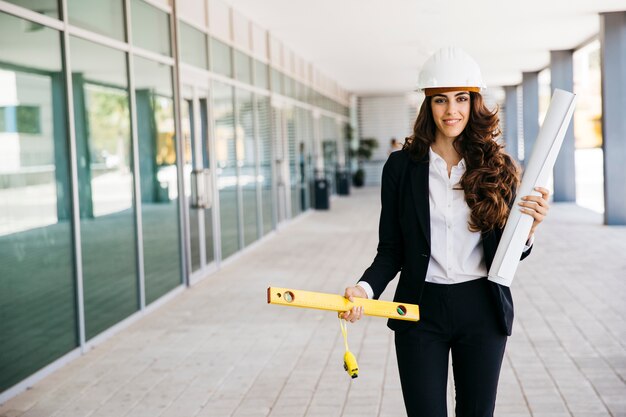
[213,81,239,258]
[68,0,126,42]
[131,0,171,56]
[236,89,259,246]
[235,50,252,85]
[322,116,339,195]
[179,22,208,69]
[0,0,349,398]
[69,36,138,340]
[257,95,274,235]
[133,56,182,305]
[181,96,201,272]
[286,107,300,216]
[0,11,76,393]
[211,37,233,77]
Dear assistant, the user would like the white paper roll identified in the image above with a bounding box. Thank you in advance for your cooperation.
[488,88,576,287]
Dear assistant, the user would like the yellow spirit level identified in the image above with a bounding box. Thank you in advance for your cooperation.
[267,287,419,321]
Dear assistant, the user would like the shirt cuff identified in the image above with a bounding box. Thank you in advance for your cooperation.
[523,233,535,252]
[356,281,373,300]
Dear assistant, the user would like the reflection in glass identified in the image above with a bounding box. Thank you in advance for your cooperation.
[0,12,76,392]
[181,90,214,272]
[210,37,233,78]
[322,116,338,195]
[199,98,215,264]
[256,95,274,234]
[70,36,138,339]
[254,60,269,90]
[236,89,258,246]
[271,68,283,95]
[235,50,252,85]
[131,0,171,56]
[179,22,208,69]
[133,56,182,305]
[296,107,313,211]
[213,81,239,258]
[68,0,126,41]
[181,97,201,272]
[285,107,300,217]
[2,0,59,18]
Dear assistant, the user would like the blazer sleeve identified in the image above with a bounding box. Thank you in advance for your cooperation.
[358,153,405,299]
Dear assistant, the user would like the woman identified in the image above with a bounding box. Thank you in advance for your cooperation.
[341,47,550,417]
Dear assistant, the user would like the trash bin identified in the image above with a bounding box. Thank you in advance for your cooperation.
[314,178,330,210]
[336,170,350,196]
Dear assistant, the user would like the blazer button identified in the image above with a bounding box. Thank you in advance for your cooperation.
[421,253,429,258]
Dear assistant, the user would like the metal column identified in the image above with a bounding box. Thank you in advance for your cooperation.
[522,71,539,162]
[600,11,626,225]
[550,50,576,202]
[504,85,520,163]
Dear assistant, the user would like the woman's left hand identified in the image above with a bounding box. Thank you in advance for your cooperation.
[519,186,550,238]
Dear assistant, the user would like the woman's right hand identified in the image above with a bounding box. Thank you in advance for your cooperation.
[340,285,367,323]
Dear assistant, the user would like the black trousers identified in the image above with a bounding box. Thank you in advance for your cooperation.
[394,278,507,417]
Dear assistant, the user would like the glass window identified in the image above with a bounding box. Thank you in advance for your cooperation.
[295,107,312,211]
[210,37,233,78]
[256,95,273,234]
[131,0,171,56]
[179,22,208,69]
[133,56,182,304]
[70,36,138,340]
[236,89,258,246]
[2,0,59,19]
[213,81,239,258]
[180,94,201,272]
[234,50,252,85]
[285,107,300,216]
[0,11,76,392]
[322,116,338,195]
[254,60,268,90]
[271,68,283,95]
[68,0,126,42]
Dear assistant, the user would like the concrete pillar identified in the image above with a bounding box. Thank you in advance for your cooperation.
[550,50,577,202]
[522,71,539,162]
[504,85,520,163]
[600,11,626,225]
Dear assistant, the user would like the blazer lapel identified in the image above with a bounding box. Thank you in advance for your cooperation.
[410,155,431,247]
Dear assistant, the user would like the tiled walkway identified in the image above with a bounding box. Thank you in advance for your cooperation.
[1,188,624,417]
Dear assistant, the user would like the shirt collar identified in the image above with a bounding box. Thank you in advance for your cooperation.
[429,147,466,170]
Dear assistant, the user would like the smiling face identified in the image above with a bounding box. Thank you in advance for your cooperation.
[430,91,471,141]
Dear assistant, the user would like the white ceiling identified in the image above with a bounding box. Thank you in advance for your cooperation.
[221,0,626,95]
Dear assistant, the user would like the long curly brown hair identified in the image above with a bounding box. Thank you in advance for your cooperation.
[405,92,520,233]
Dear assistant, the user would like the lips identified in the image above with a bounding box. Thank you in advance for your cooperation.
[443,119,461,126]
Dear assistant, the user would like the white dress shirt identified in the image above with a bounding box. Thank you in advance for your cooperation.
[357,147,533,299]
[424,147,486,284]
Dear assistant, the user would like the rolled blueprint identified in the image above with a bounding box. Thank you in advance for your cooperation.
[488,88,576,287]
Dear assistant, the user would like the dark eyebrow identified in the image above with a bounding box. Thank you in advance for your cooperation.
[432,92,470,98]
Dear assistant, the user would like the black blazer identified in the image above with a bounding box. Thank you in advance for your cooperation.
[359,149,531,336]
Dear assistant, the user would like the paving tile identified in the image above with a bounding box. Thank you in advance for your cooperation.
[1,191,624,417]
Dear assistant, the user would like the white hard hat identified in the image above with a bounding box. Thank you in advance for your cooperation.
[417,46,486,95]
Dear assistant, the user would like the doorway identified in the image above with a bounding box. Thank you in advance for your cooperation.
[180,81,216,282]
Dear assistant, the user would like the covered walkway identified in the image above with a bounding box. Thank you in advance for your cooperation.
[1,188,624,417]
